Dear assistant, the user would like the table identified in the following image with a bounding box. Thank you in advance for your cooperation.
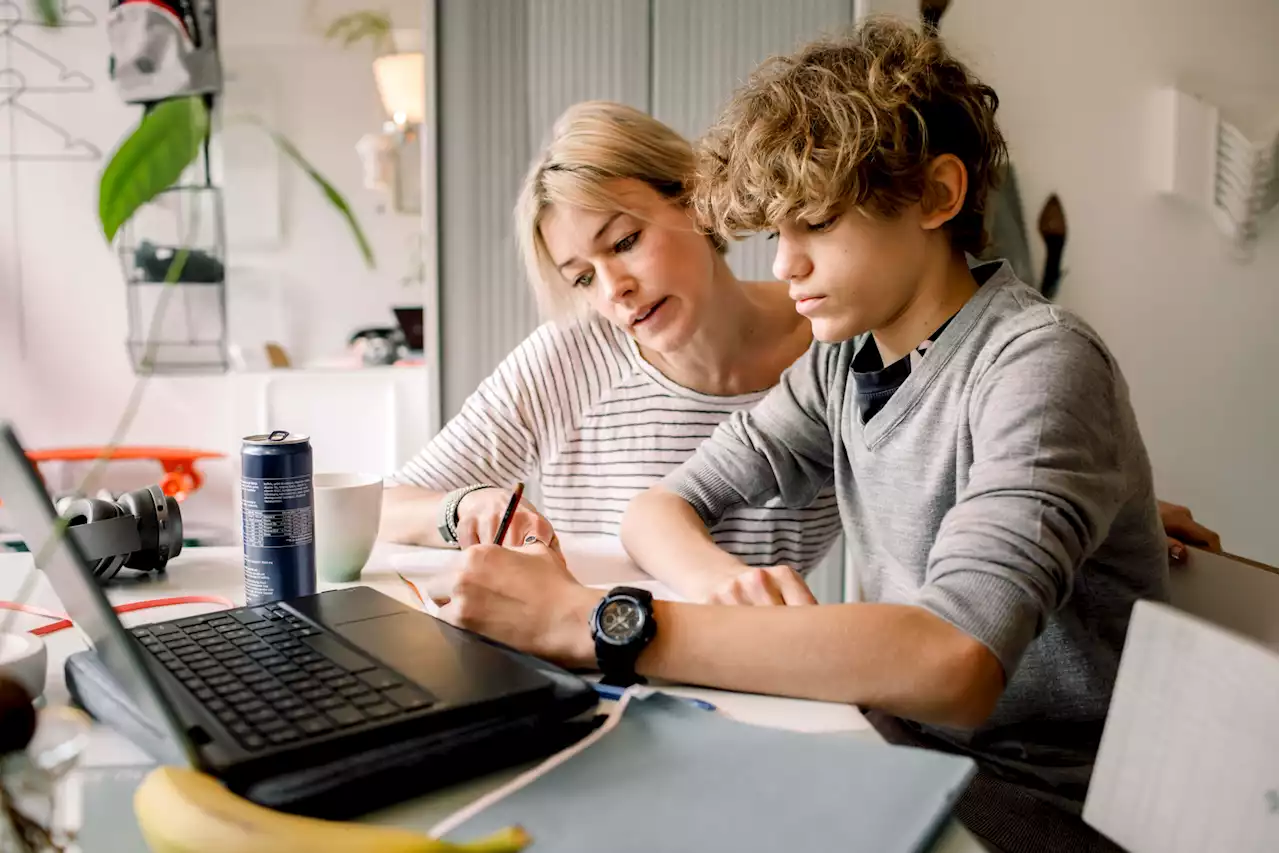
[0,540,983,852]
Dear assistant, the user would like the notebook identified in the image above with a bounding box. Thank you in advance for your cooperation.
[435,689,975,852]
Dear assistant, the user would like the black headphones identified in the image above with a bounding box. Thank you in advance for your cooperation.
[58,485,184,581]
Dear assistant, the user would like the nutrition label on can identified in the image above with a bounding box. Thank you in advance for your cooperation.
[241,476,315,547]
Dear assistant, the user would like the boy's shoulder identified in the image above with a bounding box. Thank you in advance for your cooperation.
[804,260,1115,370]
[970,261,1118,374]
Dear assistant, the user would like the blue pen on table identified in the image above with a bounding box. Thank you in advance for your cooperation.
[590,681,717,712]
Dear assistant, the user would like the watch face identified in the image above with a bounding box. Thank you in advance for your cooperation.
[598,597,645,645]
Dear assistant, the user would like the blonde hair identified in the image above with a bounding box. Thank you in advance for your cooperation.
[693,17,1007,255]
[515,101,724,320]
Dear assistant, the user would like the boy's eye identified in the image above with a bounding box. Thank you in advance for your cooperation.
[573,271,594,288]
[806,214,840,232]
[613,231,640,253]
[765,230,779,241]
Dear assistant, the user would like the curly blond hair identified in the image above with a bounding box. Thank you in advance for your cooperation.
[692,16,1007,255]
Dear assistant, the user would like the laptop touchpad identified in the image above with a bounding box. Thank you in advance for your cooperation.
[334,612,550,707]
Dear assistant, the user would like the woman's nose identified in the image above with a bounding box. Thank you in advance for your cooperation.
[598,260,637,302]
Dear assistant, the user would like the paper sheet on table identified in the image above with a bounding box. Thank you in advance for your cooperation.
[388,535,678,598]
[1082,600,1279,853]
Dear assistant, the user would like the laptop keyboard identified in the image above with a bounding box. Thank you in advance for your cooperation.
[130,602,435,752]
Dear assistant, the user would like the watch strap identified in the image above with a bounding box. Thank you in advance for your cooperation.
[437,483,496,545]
[591,586,656,687]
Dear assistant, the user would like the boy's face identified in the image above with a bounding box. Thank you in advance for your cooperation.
[771,205,931,343]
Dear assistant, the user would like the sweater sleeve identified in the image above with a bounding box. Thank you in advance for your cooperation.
[915,316,1133,676]
[661,341,837,525]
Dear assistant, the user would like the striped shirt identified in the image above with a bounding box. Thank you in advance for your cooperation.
[392,316,842,571]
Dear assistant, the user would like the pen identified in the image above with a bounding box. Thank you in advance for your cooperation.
[590,682,717,712]
[492,482,525,545]
[396,571,440,617]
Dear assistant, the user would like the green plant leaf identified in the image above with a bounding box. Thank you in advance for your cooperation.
[34,0,60,26]
[98,97,209,243]
[260,126,376,269]
[324,10,393,54]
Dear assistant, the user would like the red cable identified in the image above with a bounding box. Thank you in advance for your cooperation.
[0,596,236,636]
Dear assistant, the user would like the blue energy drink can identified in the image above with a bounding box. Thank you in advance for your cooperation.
[240,431,315,606]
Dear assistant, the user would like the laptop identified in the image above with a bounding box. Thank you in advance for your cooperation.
[0,422,596,817]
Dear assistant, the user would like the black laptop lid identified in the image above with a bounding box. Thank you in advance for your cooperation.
[0,422,195,767]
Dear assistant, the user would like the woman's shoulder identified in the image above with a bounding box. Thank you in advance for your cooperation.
[498,315,636,392]
[521,313,632,361]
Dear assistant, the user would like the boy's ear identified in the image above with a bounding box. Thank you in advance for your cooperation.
[920,154,968,232]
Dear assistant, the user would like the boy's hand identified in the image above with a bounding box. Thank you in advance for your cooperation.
[1158,500,1221,562]
[436,539,600,667]
[455,488,558,550]
[704,564,818,606]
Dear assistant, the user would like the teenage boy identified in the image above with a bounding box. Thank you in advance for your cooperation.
[436,18,1167,852]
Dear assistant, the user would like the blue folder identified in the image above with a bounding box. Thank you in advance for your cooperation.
[443,691,975,851]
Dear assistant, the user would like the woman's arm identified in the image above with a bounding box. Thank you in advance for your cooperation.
[380,325,562,547]
[381,484,556,549]
[380,485,452,547]
[1158,500,1222,561]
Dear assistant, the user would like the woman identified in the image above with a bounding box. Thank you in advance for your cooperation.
[381,101,843,580]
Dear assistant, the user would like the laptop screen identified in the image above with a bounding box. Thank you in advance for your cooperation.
[0,422,194,767]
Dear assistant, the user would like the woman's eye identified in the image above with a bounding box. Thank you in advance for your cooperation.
[806,214,840,233]
[573,271,594,288]
[613,231,640,253]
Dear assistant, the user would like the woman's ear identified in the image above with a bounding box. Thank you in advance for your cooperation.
[920,154,968,232]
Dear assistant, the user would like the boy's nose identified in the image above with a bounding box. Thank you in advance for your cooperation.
[772,237,814,284]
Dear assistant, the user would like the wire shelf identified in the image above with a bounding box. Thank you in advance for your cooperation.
[116,183,229,375]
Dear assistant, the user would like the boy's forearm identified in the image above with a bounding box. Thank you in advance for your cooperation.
[379,485,451,548]
[634,601,1004,729]
[620,487,748,600]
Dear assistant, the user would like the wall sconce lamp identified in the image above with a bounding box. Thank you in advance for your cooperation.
[357,45,425,214]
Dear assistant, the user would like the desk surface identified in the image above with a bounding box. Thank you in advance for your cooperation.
[0,540,982,852]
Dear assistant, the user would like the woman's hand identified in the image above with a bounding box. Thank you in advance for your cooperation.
[704,564,818,606]
[1158,500,1222,563]
[454,488,558,549]
[437,539,601,668]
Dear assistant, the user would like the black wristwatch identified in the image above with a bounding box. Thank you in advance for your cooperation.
[589,586,657,687]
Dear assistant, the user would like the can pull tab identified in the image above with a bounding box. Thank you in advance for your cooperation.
[268,430,291,442]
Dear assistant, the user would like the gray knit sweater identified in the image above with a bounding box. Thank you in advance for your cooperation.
[664,261,1170,805]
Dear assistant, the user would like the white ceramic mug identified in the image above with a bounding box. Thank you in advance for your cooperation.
[0,631,47,700]
[313,473,384,583]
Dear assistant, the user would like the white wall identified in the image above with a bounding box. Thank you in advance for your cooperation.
[218,0,426,367]
[864,0,1278,563]
[0,0,428,537]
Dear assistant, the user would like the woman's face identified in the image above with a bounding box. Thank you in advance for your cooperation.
[539,179,718,353]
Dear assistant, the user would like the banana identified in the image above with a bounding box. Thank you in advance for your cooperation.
[133,765,530,853]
